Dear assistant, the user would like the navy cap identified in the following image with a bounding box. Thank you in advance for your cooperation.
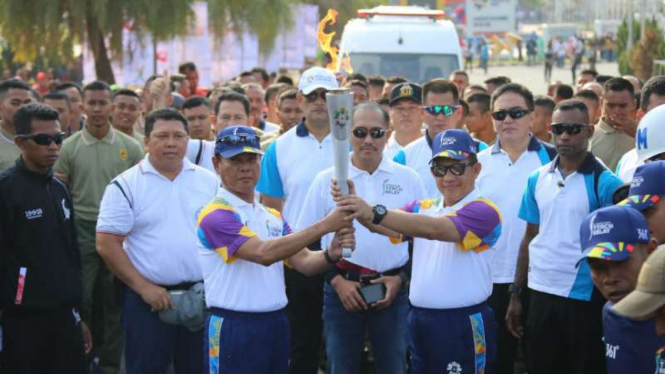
[389,83,422,106]
[617,160,665,211]
[214,125,264,158]
[579,206,651,263]
[429,129,478,163]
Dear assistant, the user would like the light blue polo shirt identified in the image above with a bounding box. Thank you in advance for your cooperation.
[518,153,623,301]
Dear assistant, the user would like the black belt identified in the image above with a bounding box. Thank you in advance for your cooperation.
[162,281,200,291]
[342,267,402,282]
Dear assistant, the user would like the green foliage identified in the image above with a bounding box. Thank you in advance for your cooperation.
[630,25,665,81]
[617,16,662,76]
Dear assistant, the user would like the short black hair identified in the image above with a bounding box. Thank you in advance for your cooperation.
[386,76,407,85]
[353,102,390,127]
[459,99,469,116]
[573,89,600,104]
[640,75,665,112]
[266,83,287,103]
[368,76,385,88]
[604,77,635,96]
[534,95,556,115]
[276,75,294,86]
[144,108,189,138]
[347,79,369,95]
[215,91,250,116]
[348,73,368,84]
[178,62,197,74]
[491,83,534,111]
[466,93,491,113]
[55,82,82,95]
[554,99,590,124]
[277,88,298,107]
[554,84,574,100]
[450,70,469,79]
[29,89,42,102]
[0,79,30,99]
[595,75,613,85]
[182,96,210,111]
[112,89,141,102]
[251,67,270,83]
[465,84,488,94]
[423,79,459,104]
[83,80,112,98]
[580,69,598,78]
[484,76,511,88]
[221,81,246,95]
[375,97,389,106]
[43,91,71,108]
[14,102,60,135]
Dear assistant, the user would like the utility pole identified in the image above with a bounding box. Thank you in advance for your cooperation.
[627,0,634,51]
[640,0,647,41]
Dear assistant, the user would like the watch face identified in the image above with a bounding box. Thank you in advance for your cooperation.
[376,205,387,215]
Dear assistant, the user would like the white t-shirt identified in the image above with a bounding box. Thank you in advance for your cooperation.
[196,188,291,312]
[296,156,426,272]
[403,189,502,309]
[97,156,220,285]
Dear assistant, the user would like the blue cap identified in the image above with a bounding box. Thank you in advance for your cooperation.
[429,129,478,163]
[579,206,651,263]
[617,160,665,211]
[214,125,264,158]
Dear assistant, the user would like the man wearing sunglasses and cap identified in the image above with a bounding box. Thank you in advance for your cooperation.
[335,129,502,374]
[578,205,663,374]
[394,79,488,198]
[198,125,354,374]
[0,103,91,373]
[506,99,623,374]
[257,66,341,374]
[476,83,556,374]
[298,103,426,374]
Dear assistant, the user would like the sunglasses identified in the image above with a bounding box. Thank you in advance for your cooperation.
[19,132,65,146]
[304,91,327,103]
[549,123,587,135]
[430,162,470,177]
[423,105,458,116]
[352,127,387,139]
[217,134,260,145]
[491,109,530,121]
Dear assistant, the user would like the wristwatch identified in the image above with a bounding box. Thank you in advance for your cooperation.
[372,204,388,225]
[508,284,522,295]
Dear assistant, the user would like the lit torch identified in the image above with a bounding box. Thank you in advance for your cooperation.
[317,9,353,74]
[326,88,354,258]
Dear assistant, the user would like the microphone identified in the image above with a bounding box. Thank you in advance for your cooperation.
[557,181,565,188]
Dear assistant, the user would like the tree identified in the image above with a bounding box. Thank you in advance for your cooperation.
[0,0,294,83]
[616,16,663,76]
[629,27,665,81]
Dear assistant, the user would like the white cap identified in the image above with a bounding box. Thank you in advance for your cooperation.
[636,104,665,162]
[298,67,339,95]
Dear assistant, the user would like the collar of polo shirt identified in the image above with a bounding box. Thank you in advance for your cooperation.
[548,152,597,175]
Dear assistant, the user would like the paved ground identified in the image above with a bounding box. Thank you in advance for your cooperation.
[467,61,620,96]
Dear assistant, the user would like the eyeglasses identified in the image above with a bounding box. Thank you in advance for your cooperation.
[423,105,458,117]
[19,132,65,146]
[549,123,587,135]
[217,134,260,145]
[491,109,530,121]
[430,162,470,177]
[352,127,387,139]
[304,91,327,103]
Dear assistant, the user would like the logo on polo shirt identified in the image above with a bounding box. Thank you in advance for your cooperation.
[120,148,128,161]
[382,179,403,195]
[440,136,457,146]
[25,208,43,220]
[446,362,462,374]
[266,221,282,238]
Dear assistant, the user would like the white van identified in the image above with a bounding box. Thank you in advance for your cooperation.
[338,6,463,84]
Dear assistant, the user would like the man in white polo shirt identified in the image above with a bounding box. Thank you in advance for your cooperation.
[394,79,488,198]
[96,108,220,374]
[506,100,623,374]
[197,125,353,374]
[336,129,503,374]
[476,83,556,374]
[256,66,339,374]
[298,103,425,374]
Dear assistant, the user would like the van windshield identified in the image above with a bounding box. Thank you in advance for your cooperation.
[348,53,459,84]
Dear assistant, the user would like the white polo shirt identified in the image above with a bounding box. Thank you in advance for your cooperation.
[403,189,502,309]
[383,133,405,161]
[476,136,556,283]
[197,188,290,312]
[257,121,335,225]
[519,154,623,301]
[186,139,216,174]
[615,148,640,182]
[296,156,426,272]
[97,155,219,285]
[393,131,489,199]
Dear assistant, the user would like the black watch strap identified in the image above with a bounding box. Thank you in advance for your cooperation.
[372,205,388,225]
[508,284,522,295]
[323,248,339,264]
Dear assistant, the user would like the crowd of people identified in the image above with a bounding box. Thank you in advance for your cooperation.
[0,59,664,374]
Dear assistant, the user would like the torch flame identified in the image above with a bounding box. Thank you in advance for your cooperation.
[317,9,339,70]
